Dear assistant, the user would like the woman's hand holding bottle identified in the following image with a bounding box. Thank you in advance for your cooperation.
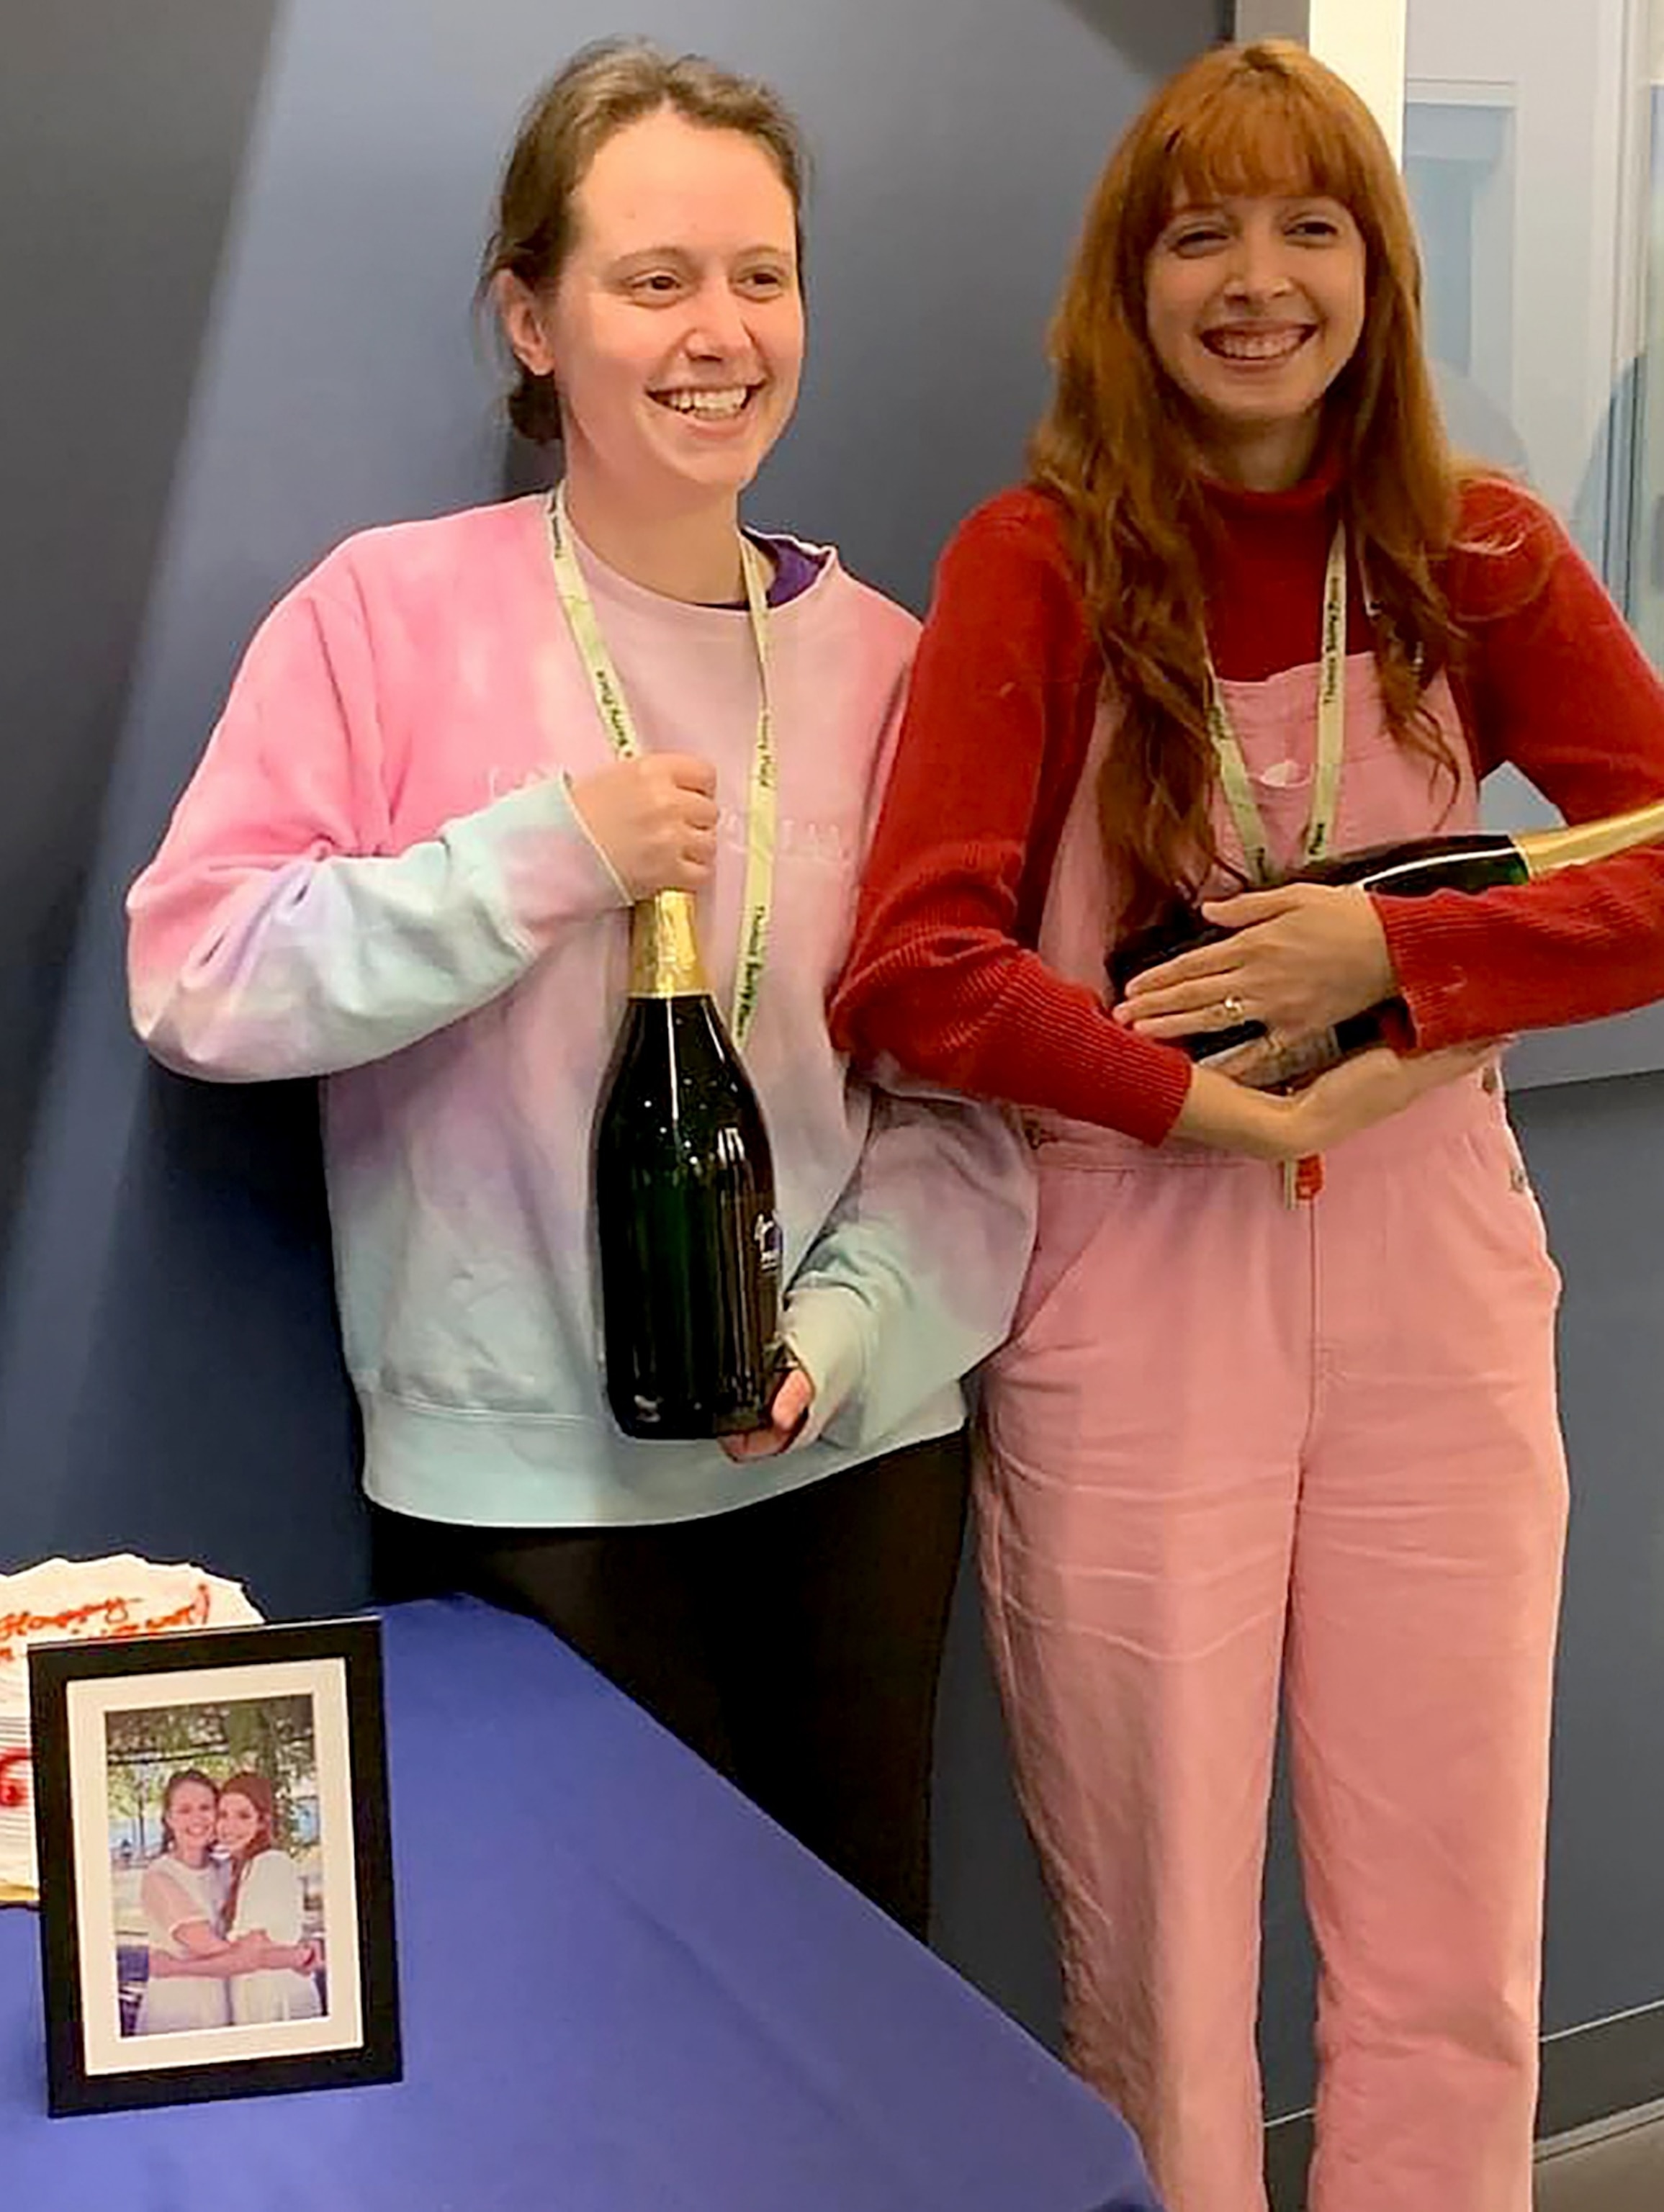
[1115,881,1395,1046]
[720,1362,814,1462]
[1174,1038,1500,1162]
[569,754,720,898]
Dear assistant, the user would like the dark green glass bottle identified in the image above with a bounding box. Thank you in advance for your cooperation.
[594,891,783,1439]
[1107,797,1664,1075]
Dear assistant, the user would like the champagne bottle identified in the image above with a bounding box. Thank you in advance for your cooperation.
[594,891,784,1438]
[1106,796,1664,1080]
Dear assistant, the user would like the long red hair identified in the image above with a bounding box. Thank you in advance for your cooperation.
[218,1771,276,1928]
[1030,39,1469,930]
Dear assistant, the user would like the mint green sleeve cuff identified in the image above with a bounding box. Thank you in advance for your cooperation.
[781,1284,873,1447]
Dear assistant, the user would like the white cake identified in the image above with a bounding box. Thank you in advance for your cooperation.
[0,1555,263,1899]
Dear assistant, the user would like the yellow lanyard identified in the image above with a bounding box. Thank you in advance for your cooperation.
[1204,521,1349,884]
[545,484,777,1047]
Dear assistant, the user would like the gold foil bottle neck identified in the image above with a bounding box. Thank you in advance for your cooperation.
[1515,797,1664,876]
[627,891,711,998]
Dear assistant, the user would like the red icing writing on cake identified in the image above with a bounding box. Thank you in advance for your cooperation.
[0,1583,214,1668]
[0,1749,27,1811]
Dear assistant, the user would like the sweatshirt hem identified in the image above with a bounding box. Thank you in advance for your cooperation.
[358,1384,964,1529]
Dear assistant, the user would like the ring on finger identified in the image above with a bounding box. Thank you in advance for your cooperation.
[1220,993,1246,1022]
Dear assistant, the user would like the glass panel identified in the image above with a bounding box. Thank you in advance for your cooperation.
[1405,0,1640,582]
[1406,0,1646,835]
[1404,100,1523,471]
[1625,15,1664,662]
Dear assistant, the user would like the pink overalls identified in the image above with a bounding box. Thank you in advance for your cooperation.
[978,652,1568,2211]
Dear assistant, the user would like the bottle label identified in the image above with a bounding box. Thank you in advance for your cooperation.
[755,1213,783,1276]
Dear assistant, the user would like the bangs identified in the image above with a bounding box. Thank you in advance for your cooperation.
[1159,74,1368,219]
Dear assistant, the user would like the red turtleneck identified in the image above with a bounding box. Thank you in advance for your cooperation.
[830,468,1664,1145]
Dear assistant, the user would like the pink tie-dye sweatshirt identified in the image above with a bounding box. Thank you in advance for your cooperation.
[127,495,1035,1527]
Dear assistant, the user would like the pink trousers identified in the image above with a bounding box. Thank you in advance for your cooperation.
[979,1076,1567,2212]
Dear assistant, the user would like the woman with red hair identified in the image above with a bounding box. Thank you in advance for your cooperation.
[832,39,1664,2212]
[217,1773,323,2026]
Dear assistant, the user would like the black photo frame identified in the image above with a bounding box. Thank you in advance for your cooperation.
[28,1615,400,2116]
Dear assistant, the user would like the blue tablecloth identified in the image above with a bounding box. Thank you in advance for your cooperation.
[1,1597,1161,2211]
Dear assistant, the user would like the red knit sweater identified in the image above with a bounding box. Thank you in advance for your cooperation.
[830,466,1664,1146]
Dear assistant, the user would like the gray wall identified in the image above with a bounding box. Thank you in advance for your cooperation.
[4,0,1660,2164]
[1517,1078,1664,2035]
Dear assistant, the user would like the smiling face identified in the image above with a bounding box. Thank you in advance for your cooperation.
[215,1788,264,1858]
[163,1778,217,1866]
[1144,190,1366,487]
[498,105,803,527]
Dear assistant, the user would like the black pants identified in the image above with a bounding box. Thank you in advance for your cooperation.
[370,1431,968,1940]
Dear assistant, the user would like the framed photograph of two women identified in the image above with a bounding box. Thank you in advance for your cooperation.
[28,1616,400,2116]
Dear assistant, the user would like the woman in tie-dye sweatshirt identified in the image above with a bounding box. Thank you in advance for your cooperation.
[126,40,1035,1939]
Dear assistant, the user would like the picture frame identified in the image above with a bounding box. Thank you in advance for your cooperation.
[27,1615,400,2116]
